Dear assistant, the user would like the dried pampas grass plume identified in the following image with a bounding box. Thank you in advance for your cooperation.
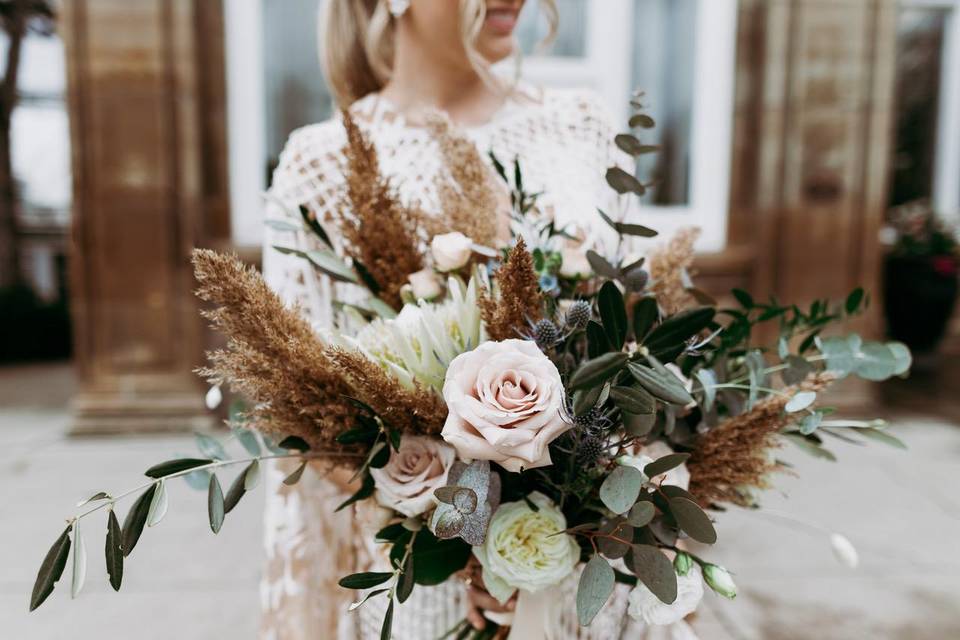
[325,347,447,435]
[191,249,358,462]
[426,115,501,247]
[648,227,701,315]
[479,236,543,340]
[687,373,835,507]
[336,110,425,309]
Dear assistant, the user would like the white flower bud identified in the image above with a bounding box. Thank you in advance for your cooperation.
[830,533,859,569]
[204,384,222,410]
[430,232,474,272]
[407,268,443,301]
[702,564,737,599]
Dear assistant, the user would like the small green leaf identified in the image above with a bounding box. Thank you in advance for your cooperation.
[887,342,912,376]
[184,468,211,491]
[784,434,837,461]
[586,320,612,358]
[232,428,262,457]
[598,281,628,349]
[306,248,360,284]
[668,497,717,544]
[628,363,694,406]
[30,524,72,611]
[76,492,110,507]
[782,355,814,386]
[348,588,389,611]
[121,484,157,556]
[586,250,619,279]
[627,545,677,604]
[278,435,311,452]
[336,474,375,512]
[858,427,907,450]
[785,391,817,413]
[283,461,308,486]
[845,287,865,314]
[105,510,123,592]
[144,458,213,479]
[380,598,395,640]
[629,113,656,129]
[609,386,656,415]
[208,474,225,534]
[855,342,897,381]
[643,307,715,358]
[146,479,169,527]
[338,571,394,589]
[695,369,717,411]
[569,352,629,391]
[632,297,659,341]
[799,411,823,435]
[643,453,691,479]
[599,466,643,515]
[244,459,262,491]
[224,464,251,514]
[627,501,656,528]
[397,554,415,603]
[577,555,615,626]
[606,167,646,196]
[732,288,754,308]
[195,433,228,460]
[70,521,87,599]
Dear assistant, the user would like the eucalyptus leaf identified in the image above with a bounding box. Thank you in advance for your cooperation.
[627,545,677,604]
[855,342,897,381]
[208,474,225,534]
[799,411,823,435]
[606,167,646,196]
[121,484,157,556]
[887,342,912,376]
[29,524,72,611]
[105,510,123,591]
[629,113,656,129]
[668,497,717,544]
[782,355,814,386]
[627,501,656,528]
[643,453,691,479]
[599,466,643,515]
[577,555,615,626]
[817,336,856,377]
[586,250,619,279]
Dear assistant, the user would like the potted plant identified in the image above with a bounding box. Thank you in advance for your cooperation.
[882,201,959,352]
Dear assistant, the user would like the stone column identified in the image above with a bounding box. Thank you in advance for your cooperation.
[62,0,228,434]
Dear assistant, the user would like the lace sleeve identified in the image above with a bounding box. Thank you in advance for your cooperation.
[258,123,361,640]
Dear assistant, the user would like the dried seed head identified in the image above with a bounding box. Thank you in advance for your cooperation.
[565,300,592,329]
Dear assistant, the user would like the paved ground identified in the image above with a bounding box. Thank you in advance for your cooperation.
[2,362,959,640]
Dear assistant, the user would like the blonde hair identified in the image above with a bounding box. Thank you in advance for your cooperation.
[321,0,558,106]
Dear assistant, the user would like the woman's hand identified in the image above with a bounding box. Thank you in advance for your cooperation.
[461,557,516,631]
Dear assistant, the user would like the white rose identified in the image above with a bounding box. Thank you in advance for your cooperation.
[370,436,456,517]
[441,339,570,472]
[408,268,443,300]
[473,492,579,604]
[559,247,593,279]
[431,232,474,272]
[628,564,703,626]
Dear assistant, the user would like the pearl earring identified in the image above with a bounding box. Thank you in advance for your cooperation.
[388,0,410,17]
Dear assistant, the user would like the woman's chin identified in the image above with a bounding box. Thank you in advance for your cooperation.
[477,38,516,65]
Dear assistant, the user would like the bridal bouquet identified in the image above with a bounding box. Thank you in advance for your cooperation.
[30,101,910,639]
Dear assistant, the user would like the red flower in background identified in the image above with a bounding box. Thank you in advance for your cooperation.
[931,255,959,277]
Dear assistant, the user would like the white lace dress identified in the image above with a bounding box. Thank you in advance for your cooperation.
[259,86,695,640]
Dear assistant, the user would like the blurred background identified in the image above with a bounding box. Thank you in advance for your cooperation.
[1,0,958,638]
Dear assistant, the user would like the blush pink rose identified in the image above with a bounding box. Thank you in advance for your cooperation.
[441,339,570,473]
[370,436,456,517]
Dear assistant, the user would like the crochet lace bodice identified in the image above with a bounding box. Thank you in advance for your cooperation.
[257,86,680,640]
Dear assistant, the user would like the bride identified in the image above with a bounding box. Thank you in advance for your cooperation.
[260,1,695,638]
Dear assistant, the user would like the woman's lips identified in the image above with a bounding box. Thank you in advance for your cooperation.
[485,8,519,35]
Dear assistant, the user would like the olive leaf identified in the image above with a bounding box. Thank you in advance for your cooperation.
[122,484,157,556]
[609,386,656,416]
[628,363,693,406]
[70,521,87,599]
[569,352,629,391]
[338,572,394,589]
[208,474,225,534]
[283,461,308,486]
[643,453,691,479]
[105,509,123,591]
[144,458,213,479]
[598,281,628,349]
[29,524,72,611]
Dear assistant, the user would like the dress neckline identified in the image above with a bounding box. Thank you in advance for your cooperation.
[352,83,545,133]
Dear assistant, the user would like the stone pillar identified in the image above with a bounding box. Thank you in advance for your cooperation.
[62,0,228,434]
